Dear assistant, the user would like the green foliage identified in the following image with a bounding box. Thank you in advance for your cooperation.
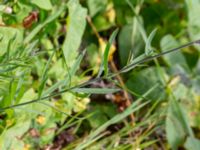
[0,27,23,56]
[62,0,87,66]
[31,0,53,10]
[0,0,200,150]
[160,35,187,67]
[185,0,200,47]
[184,137,200,150]
[87,0,107,17]
[103,28,119,76]
[118,20,144,66]
[166,97,194,150]
[126,67,166,100]
[75,85,157,150]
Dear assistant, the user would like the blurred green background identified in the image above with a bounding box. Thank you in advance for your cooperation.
[0,0,200,149]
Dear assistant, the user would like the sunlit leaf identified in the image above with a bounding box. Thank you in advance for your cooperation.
[62,0,87,66]
[184,137,200,150]
[31,0,53,10]
[87,0,107,17]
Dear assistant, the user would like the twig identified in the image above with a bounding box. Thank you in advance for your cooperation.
[86,16,101,40]
[110,61,135,122]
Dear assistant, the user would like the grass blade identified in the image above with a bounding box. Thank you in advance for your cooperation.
[75,84,158,150]
[103,29,119,76]
[145,28,157,55]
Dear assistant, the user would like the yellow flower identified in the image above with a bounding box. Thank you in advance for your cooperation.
[99,38,116,62]
[6,119,14,127]
[74,98,90,112]
[36,115,46,125]
[23,144,31,150]
[106,8,116,23]
[167,75,180,88]
[105,3,116,23]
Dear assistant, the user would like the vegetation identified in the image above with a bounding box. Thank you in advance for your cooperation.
[0,0,200,149]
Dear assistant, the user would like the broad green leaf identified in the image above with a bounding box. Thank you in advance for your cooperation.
[39,121,56,145]
[93,14,114,31]
[18,88,37,111]
[0,115,31,150]
[88,110,109,128]
[49,59,66,79]
[87,0,107,17]
[166,98,194,150]
[72,87,120,94]
[184,137,200,150]
[60,92,77,115]
[87,103,117,128]
[118,20,144,66]
[160,35,187,67]
[62,0,87,66]
[126,67,166,100]
[0,5,8,11]
[166,108,186,149]
[172,83,189,100]
[31,0,53,10]
[192,76,200,94]
[185,0,200,51]
[86,44,99,74]
[0,27,23,56]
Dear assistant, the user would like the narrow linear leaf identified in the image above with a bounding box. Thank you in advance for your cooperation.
[42,51,85,96]
[6,34,17,61]
[103,28,119,76]
[70,50,86,77]
[38,50,56,98]
[75,101,149,150]
[64,50,86,88]
[110,39,199,76]
[72,87,120,94]
[0,40,198,111]
[75,84,158,150]
[145,28,157,56]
